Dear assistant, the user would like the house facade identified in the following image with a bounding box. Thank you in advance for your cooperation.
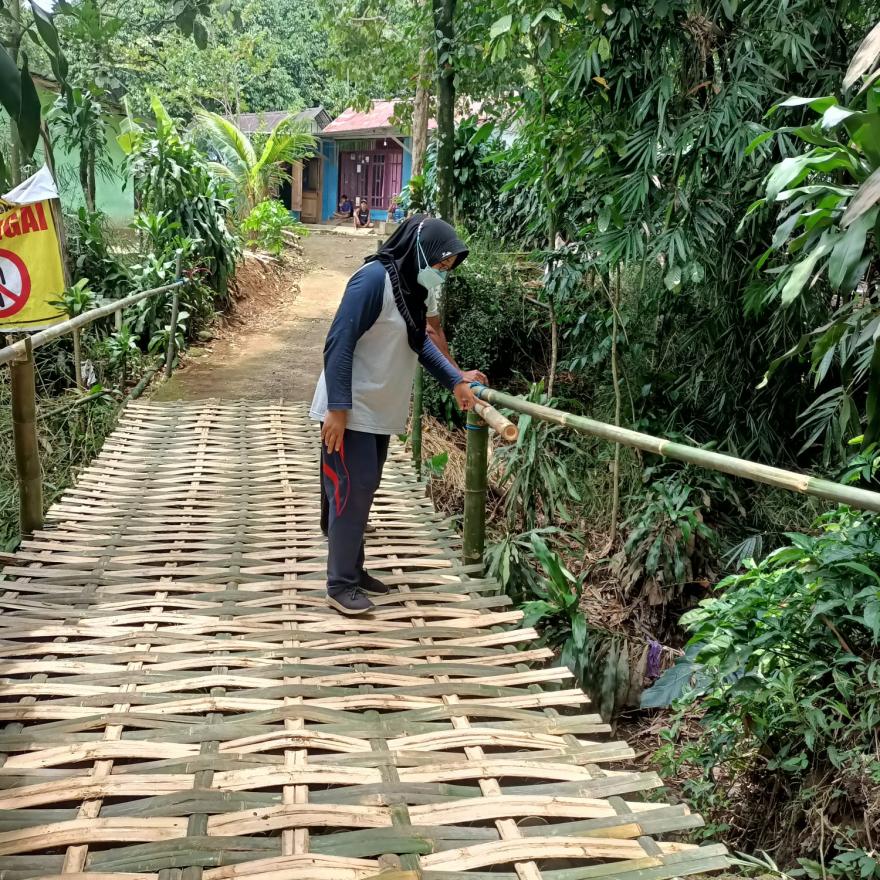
[232,101,427,224]
[318,101,418,222]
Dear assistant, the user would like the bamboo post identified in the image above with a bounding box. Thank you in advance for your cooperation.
[165,256,183,379]
[412,366,424,478]
[72,328,84,390]
[462,409,489,570]
[10,335,43,535]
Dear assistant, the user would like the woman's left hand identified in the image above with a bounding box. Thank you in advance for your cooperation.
[460,369,488,385]
[453,381,477,412]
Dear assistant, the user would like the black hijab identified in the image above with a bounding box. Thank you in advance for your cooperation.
[365,214,469,352]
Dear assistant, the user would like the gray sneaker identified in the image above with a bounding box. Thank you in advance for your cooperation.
[326,586,374,616]
[360,571,390,596]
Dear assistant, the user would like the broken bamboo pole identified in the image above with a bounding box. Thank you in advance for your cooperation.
[474,401,518,442]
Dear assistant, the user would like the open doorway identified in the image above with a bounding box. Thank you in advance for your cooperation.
[301,156,322,223]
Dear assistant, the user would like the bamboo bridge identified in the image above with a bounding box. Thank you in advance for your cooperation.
[0,399,730,880]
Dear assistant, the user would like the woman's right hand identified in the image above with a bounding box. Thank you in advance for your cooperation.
[322,410,348,453]
[453,382,477,412]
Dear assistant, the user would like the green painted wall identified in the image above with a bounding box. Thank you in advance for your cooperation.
[37,87,134,224]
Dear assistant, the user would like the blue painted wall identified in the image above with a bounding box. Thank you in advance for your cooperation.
[402,138,412,190]
[321,139,338,222]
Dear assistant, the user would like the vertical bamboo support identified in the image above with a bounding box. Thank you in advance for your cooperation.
[462,409,488,571]
[10,336,43,535]
[72,327,84,390]
[164,286,180,378]
[412,366,424,478]
[114,308,123,332]
[50,199,73,286]
[165,256,183,379]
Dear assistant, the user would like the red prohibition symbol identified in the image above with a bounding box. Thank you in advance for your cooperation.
[0,249,32,319]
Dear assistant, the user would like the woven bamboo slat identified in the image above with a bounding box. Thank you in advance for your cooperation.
[0,401,728,879]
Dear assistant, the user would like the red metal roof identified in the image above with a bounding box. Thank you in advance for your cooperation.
[322,100,437,136]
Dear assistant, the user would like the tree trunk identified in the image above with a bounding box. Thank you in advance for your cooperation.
[432,0,456,220]
[9,123,22,186]
[79,148,91,211]
[608,266,623,547]
[411,48,430,178]
[79,142,95,213]
[540,72,559,396]
[87,145,96,213]
[40,122,57,181]
[9,0,22,185]
[547,299,558,398]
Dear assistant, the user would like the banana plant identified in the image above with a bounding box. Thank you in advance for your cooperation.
[0,1,69,183]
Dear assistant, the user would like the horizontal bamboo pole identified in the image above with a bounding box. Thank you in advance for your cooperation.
[473,385,880,514]
[0,280,185,367]
[474,401,518,443]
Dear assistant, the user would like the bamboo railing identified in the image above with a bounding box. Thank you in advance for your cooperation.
[457,383,880,570]
[1,268,187,536]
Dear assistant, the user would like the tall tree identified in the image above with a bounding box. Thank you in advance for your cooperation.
[433,0,456,219]
[320,0,434,175]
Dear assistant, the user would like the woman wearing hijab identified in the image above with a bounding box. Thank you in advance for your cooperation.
[310,215,476,615]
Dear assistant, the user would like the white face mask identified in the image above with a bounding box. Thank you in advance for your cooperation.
[416,234,447,290]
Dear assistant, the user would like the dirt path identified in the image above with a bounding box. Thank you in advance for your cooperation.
[153,231,377,402]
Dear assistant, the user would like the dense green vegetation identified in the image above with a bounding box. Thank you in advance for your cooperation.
[3,0,880,872]
[0,0,323,549]
[342,0,880,870]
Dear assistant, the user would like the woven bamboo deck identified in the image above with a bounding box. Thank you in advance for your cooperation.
[0,401,728,880]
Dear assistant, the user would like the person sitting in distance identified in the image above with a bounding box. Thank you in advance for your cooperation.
[354,198,373,229]
[387,196,404,223]
[336,194,353,218]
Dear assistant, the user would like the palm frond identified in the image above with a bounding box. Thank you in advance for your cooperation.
[255,121,316,179]
[196,109,257,182]
[207,161,236,180]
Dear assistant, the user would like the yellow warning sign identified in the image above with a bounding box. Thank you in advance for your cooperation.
[0,199,65,330]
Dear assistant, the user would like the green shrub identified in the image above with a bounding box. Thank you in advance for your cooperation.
[516,532,645,719]
[653,506,880,861]
[422,237,542,422]
[492,382,584,530]
[124,95,241,300]
[614,463,742,607]
[65,209,130,300]
[242,199,304,256]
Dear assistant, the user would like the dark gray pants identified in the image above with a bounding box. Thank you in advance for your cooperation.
[321,428,389,597]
